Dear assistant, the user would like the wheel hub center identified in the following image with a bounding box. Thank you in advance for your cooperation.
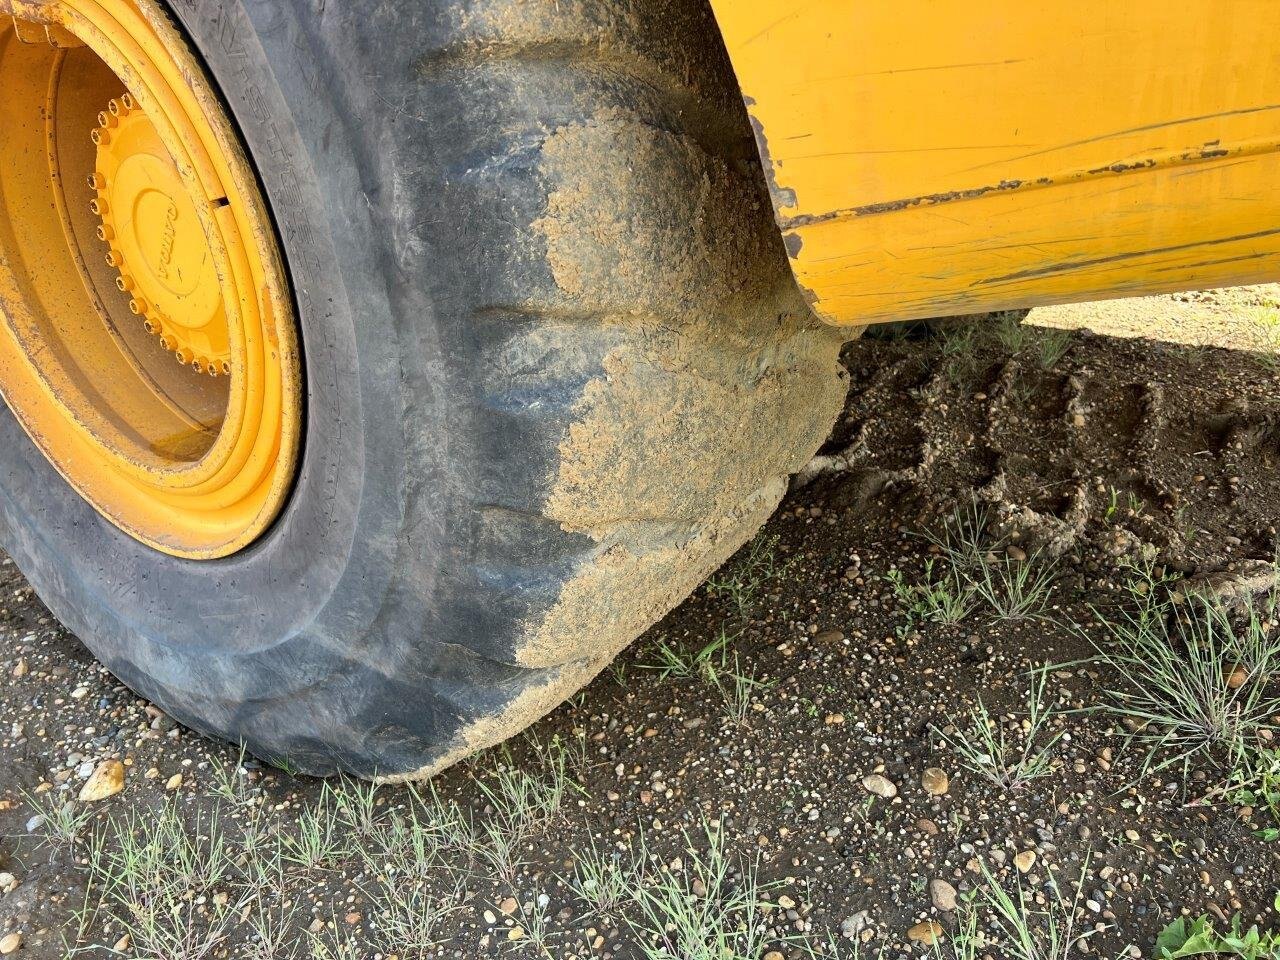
[92,93,230,375]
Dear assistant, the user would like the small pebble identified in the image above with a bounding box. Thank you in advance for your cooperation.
[908,921,943,946]
[861,774,897,799]
[921,768,949,796]
[930,879,958,912]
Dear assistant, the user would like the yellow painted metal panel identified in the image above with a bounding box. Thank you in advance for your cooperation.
[709,0,1280,325]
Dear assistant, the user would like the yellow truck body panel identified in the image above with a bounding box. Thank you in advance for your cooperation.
[709,1,1280,325]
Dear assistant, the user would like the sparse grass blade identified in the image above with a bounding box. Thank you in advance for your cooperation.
[704,652,774,726]
[705,534,792,620]
[626,822,775,960]
[1086,593,1280,780]
[968,856,1116,960]
[937,668,1063,789]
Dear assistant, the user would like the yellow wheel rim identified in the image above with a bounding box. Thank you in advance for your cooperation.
[0,0,302,559]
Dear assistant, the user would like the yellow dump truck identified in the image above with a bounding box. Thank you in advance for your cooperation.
[0,0,1273,777]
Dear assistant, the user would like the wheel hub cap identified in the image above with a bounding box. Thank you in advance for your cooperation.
[92,93,230,376]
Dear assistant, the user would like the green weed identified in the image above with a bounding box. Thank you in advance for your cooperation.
[1156,897,1280,959]
[936,669,1063,789]
[1087,593,1280,781]
[705,534,791,619]
[887,558,977,629]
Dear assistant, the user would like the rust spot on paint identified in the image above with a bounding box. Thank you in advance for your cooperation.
[1088,159,1157,175]
[743,95,798,212]
[783,231,803,258]
[784,179,1026,228]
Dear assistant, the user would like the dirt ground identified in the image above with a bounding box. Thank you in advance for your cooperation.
[2,286,1280,959]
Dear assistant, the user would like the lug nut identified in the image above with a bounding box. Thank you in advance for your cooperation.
[87,173,104,190]
[128,297,147,316]
[95,224,113,242]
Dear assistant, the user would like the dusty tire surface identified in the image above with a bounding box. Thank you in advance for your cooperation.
[0,0,846,777]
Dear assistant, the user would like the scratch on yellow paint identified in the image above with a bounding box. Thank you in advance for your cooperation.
[708,1,1280,325]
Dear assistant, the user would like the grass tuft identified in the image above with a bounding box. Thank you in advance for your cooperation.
[887,557,977,629]
[626,821,776,960]
[23,789,92,851]
[924,500,1057,621]
[642,627,773,724]
[705,534,791,619]
[1087,588,1280,781]
[280,783,348,871]
[568,837,640,923]
[991,310,1033,354]
[80,801,250,960]
[938,324,983,383]
[642,627,737,681]
[936,668,1063,789]
[1035,328,1074,369]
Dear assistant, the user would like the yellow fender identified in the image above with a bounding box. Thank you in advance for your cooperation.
[710,1,1280,325]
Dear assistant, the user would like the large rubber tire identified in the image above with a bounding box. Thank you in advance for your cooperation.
[0,0,847,778]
